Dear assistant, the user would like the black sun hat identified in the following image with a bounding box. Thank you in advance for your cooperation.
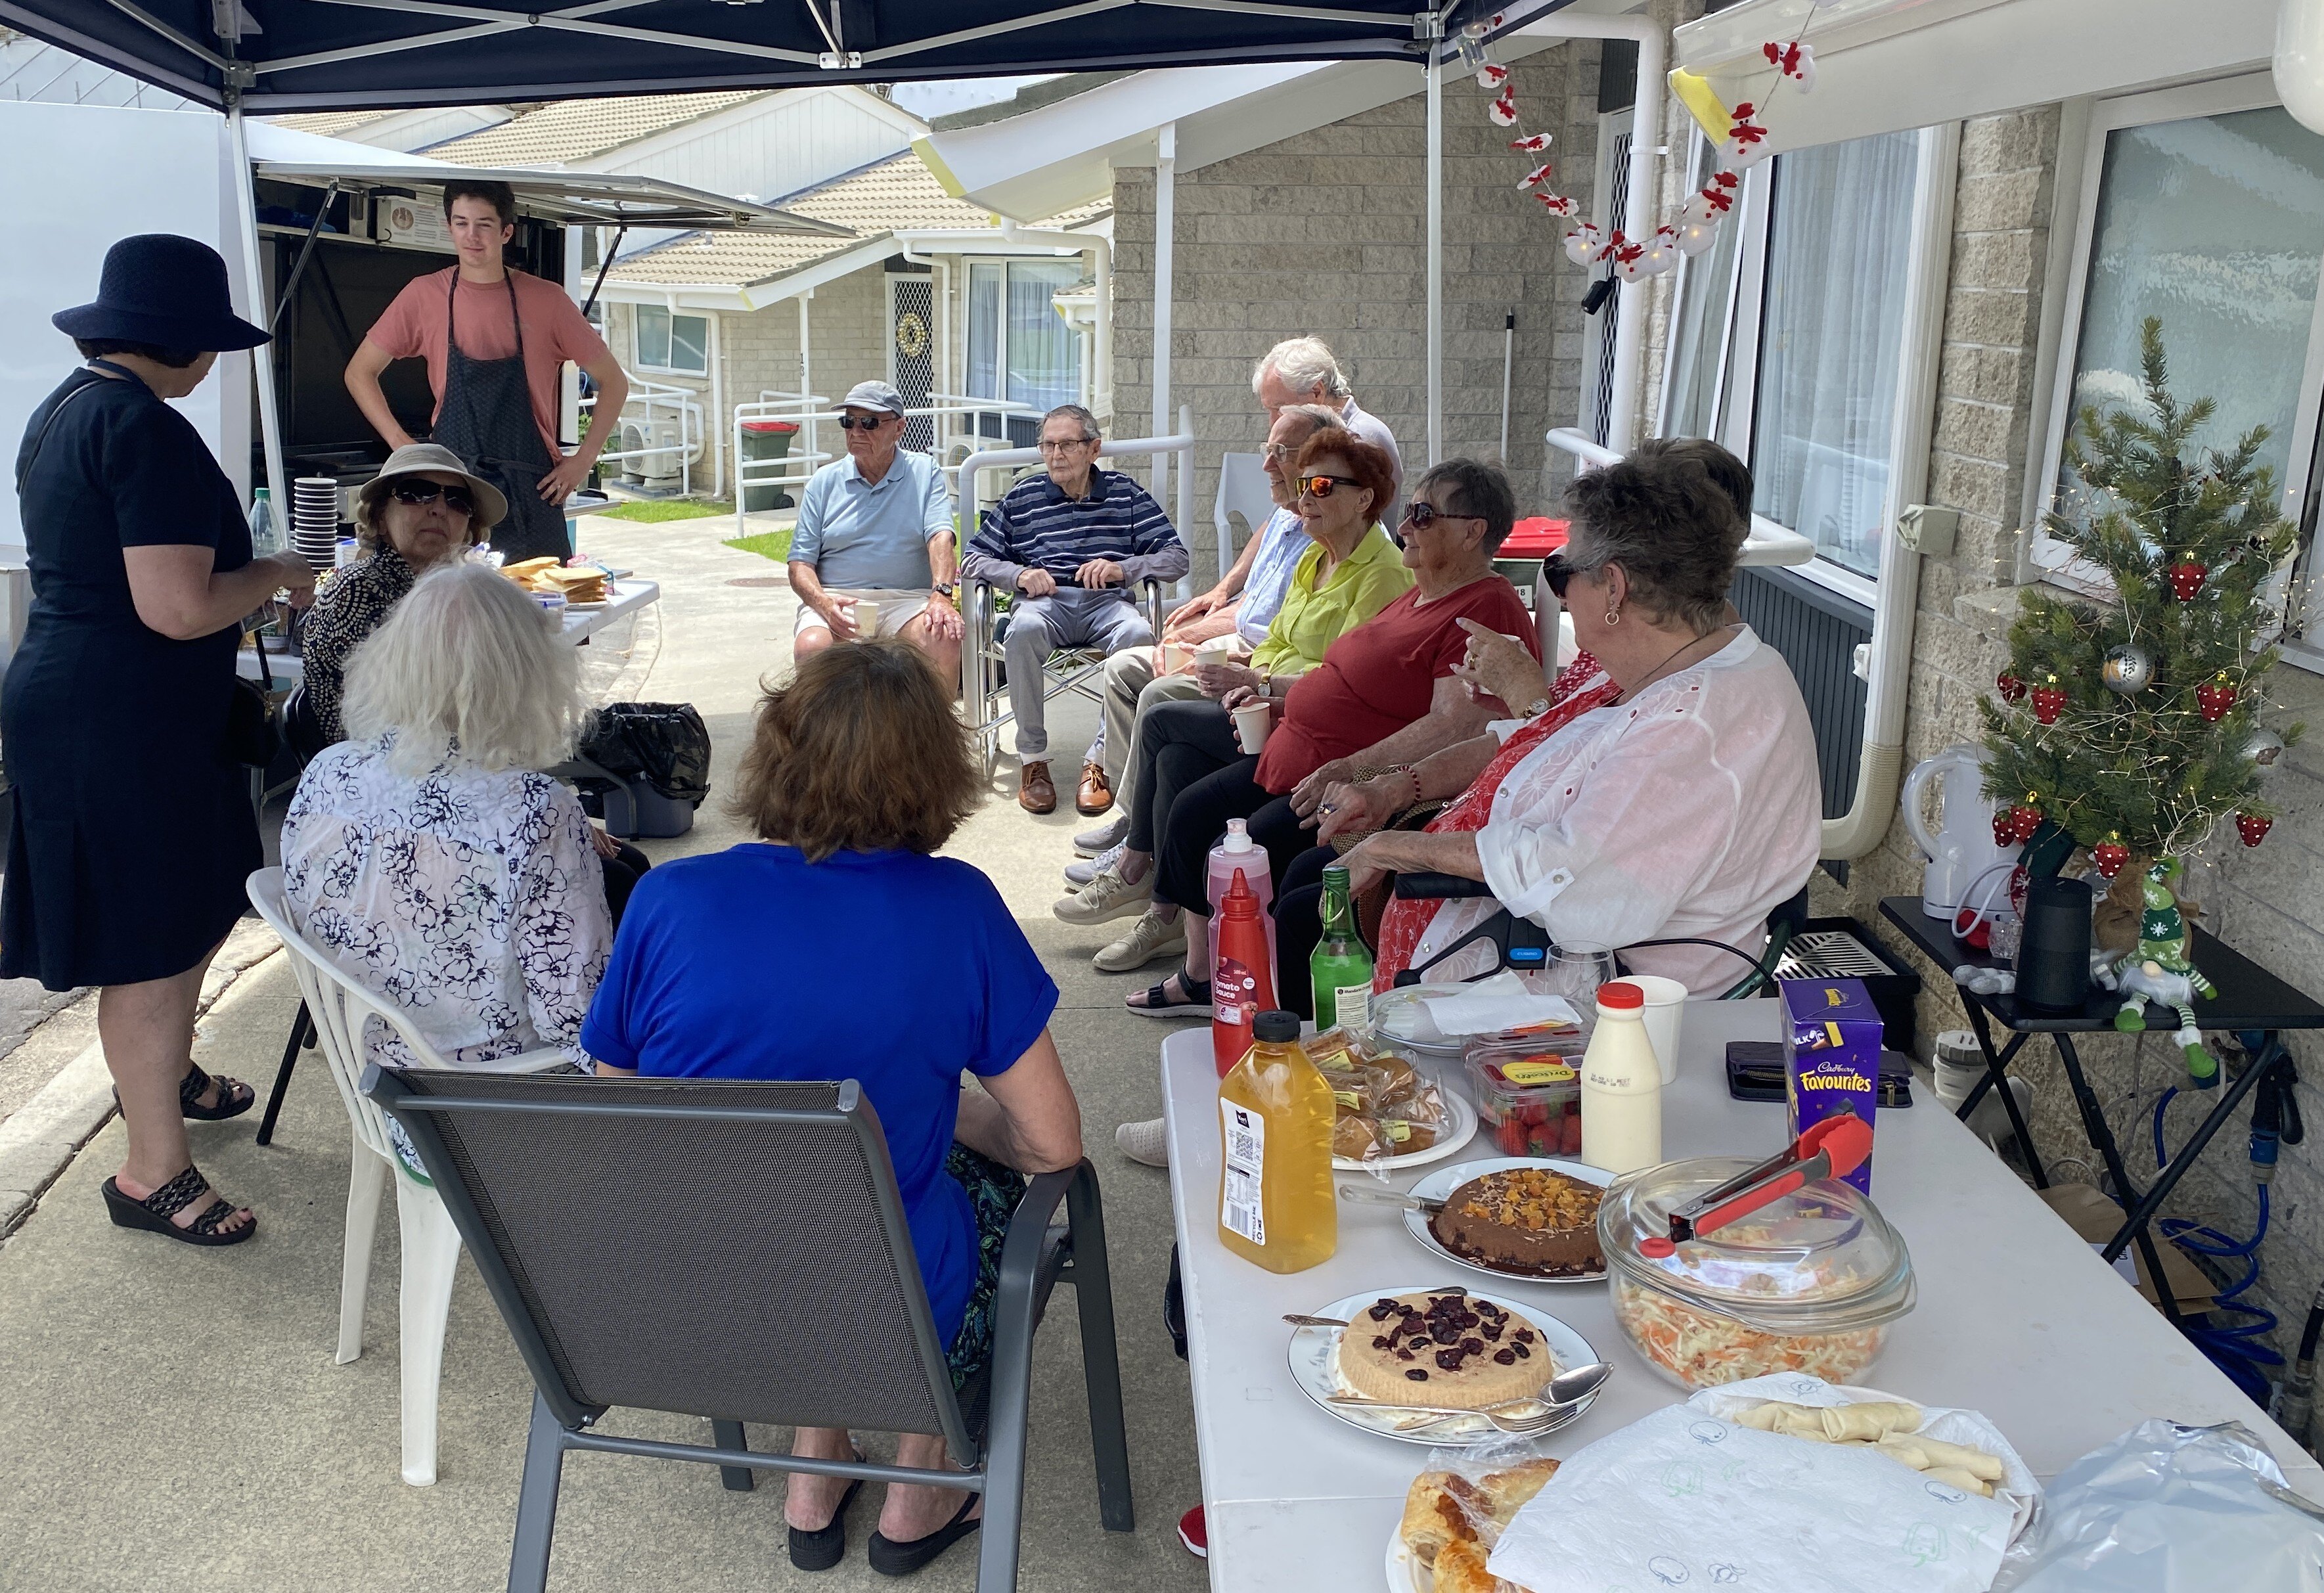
[53,234,269,353]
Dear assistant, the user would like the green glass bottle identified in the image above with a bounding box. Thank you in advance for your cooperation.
[1310,863,1375,1029]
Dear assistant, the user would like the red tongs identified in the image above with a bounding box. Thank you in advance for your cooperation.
[1638,1113,1875,1258]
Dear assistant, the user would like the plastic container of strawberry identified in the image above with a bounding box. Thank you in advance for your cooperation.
[1466,1037,1585,1160]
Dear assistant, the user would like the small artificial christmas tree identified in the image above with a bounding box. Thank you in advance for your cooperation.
[1981,317,2300,870]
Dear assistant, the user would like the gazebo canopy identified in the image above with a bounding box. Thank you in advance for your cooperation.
[0,0,1503,113]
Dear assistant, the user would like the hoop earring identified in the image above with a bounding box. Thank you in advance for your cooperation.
[1604,606,1620,626]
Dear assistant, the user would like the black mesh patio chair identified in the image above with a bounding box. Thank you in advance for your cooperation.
[361,1065,1133,1592]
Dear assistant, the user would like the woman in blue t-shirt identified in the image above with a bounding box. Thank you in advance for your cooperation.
[582,639,1081,1577]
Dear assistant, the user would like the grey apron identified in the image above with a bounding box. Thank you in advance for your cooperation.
[432,272,571,564]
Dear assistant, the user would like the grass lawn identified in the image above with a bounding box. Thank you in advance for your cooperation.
[592,497,734,522]
[725,528,793,562]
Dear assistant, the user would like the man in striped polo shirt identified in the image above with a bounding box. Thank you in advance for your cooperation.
[964,403,1190,815]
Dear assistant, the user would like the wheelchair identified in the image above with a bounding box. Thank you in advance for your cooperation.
[961,575,1167,779]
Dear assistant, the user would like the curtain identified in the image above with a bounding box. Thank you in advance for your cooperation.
[1751,129,1921,578]
[1661,133,1745,443]
[1005,260,1083,413]
[966,262,1002,399]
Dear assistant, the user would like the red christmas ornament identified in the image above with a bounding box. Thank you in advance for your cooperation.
[2030,677,2067,725]
[2238,813,2273,847]
[2197,673,2237,723]
[1996,671,2027,704]
[2007,800,2044,845]
[2092,836,2130,880]
[2168,561,2207,601]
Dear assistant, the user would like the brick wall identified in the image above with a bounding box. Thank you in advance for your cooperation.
[1109,47,1599,587]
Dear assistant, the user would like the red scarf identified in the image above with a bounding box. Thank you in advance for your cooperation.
[1374,652,1620,989]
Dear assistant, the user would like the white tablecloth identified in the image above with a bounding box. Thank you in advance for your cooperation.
[1159,1003,2323,1591]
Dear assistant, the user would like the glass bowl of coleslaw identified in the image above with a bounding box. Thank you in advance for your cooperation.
[1598,1156,1917,1390]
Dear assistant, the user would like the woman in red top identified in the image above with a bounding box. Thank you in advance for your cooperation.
[1119,454,1538,1016]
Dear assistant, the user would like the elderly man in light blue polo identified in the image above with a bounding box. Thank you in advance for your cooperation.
[787,379,962,681]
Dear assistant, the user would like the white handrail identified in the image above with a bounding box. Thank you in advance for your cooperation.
[730,393,1040,536]
[1544,428,1815,569]
[957,405,1196,593]
[584,372,703,497]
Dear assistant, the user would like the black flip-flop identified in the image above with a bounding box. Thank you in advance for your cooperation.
[1126,974,1211,1021]
[101,1167,256,1247]
[788,1464,866,1573]
[866,1492,982,1577]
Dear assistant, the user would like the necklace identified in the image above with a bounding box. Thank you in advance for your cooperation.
[1615,624,1737,704]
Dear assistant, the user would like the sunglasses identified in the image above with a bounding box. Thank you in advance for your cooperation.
[836,414,896,432]
[1399,501,1486,533]
[1299,474,1364,500]
[1542,554,1603,599]
[388,480,476,514]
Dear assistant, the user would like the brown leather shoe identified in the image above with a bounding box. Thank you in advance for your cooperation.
[1019,761,1057,814]
[1075,761,1114,816]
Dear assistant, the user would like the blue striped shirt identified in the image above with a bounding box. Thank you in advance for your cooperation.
[962,467,1190,591]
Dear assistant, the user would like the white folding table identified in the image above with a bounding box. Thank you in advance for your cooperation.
[1160,1004,2324,1590]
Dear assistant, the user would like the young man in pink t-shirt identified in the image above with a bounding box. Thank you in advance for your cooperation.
[345,179,629,560]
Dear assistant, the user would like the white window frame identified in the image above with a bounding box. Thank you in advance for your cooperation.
[2031,72,2324,671]
[1660,125,1946,610]
[633,302,710,377]
[964,257,1086,428]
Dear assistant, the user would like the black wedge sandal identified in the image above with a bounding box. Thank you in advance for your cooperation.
[787,1455,867,1573]
[115,1062,257,1123]
[866,1492,981,1577]
[101,1166,256,1247]
[1125,972,1211,1020]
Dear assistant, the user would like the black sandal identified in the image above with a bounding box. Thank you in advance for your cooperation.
[177,1062,256,1121]
[866,1492,981,1577]
[788,1451,867,1573]
[1126,972,1211,1020]
[101,1166,256,1247]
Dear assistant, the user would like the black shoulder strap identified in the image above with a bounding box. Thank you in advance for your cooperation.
[15,373,106,497]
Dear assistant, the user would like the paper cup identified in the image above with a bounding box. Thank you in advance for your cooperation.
[850,597,882,638]
[1622,974,1689,1087]
[1232,700,1272,755]
[1194,636,1238,665]
[1161,640,1194,673]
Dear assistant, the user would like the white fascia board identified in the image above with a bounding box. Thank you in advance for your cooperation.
[735,235,905,310]
[594,282,755,312]
[1676,0,2277,153]
[892,228,1099,256]
[244,119,461,169]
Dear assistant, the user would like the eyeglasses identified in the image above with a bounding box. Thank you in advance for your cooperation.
[1399,501,1486,533]
[388,480,476,514]
[836,414,895,432]
[1299,474,1364,500]
[1038,436,1098,453]
[1542,553,1601,599]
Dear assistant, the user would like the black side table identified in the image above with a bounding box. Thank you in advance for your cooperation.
[1879,897,2324,1326]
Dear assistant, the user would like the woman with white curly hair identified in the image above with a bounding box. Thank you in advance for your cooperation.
[279,562,612,1079]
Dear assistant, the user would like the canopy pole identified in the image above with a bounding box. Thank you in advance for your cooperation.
[1151,120,1176,518]
[1425,56,1442,466]
[227,101,288,512]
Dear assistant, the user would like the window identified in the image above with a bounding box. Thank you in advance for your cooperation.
[1658,127,1925,587]
[2039,81,2324,633]
[966,259,1085,445]
[635,303,708,375]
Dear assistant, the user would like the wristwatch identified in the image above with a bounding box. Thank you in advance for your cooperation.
[1521,695,1551,719]
[932,581,956,600]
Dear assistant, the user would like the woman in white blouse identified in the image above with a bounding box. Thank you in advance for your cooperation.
[1328,443,1820,995]
[281,563,610,1078]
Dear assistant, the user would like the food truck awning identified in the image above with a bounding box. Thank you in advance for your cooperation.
[249,156,850,237]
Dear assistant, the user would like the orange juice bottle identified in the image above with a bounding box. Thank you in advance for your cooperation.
[1217,1010,1338,1273]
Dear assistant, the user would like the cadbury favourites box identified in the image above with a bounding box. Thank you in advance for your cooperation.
[1780,977,1882,1194]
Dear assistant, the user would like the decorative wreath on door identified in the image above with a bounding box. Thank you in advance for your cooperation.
[894,311,930,361]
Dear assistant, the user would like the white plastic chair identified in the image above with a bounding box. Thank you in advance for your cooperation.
[246,866,569,1486]
[1212,451,1276,580]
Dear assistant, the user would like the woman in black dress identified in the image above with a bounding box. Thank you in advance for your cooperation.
[3,235,315,1245]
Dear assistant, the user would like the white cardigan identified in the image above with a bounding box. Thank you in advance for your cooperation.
[1408,627,1822,996]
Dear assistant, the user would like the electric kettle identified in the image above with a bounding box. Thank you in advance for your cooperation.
[1900,743,2015,920]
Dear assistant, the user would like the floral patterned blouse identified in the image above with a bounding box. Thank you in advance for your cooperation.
[300,546,418,744]
[281,732,611,1071]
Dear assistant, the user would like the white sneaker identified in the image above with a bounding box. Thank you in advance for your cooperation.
[1093,909,1187,973]
[1053,865,1153,926]
[1116,1117,1169,1168]
[1075,813,1130,857]
[1065,841,1125,887]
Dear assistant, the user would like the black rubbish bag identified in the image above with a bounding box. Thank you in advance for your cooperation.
[579,702,712,806]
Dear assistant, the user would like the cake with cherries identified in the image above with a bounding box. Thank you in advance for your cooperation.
[1431,1167,1605,1278]
[1336,1291,1552,1409]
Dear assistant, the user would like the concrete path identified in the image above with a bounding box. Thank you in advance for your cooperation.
[0,514,1210,1592]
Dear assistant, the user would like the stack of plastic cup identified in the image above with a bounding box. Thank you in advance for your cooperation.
[292,477,342,571]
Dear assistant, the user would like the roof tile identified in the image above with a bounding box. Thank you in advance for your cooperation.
[425,92,765,167]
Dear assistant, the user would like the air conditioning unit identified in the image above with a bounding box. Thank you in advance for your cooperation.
[615,419,686,487]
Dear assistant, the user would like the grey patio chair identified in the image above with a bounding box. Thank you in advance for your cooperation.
[360,1064,1133,1593]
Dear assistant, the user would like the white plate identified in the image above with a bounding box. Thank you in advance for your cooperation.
[1400,1157,1614,1286]
[1333,1088,1477,1173]
[1286,1284,1600,1447]
[1385,1531,1427,1593]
